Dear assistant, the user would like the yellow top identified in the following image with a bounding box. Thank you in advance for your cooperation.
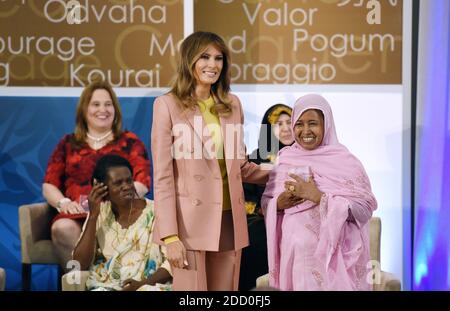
[198,96,231,211]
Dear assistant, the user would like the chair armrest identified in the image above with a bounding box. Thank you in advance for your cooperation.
[0,267,5,291]
[19,202,57,263]
[256,273,269,288]
[62,271,90,291]
[373,271,401,291]
[19,202,55,242]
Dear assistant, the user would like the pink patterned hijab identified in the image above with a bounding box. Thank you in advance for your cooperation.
[262,94,377,290]
[291,93,339,147]
[278,94,374,189]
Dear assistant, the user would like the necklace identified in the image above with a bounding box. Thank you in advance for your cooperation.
[111,200,135,254]
[125,199,134,229]
[116,200,134,245]
[87,130,112,149]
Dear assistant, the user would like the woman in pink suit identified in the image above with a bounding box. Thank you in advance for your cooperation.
[262,94,377,290]
[151,31,269,290]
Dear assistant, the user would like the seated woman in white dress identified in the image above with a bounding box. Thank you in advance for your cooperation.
[72,154,172,291]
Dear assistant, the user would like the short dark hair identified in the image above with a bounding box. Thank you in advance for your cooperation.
[91,154,133,185]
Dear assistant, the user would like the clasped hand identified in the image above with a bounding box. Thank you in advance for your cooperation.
[122,278,146,291]
[284,173,323,205]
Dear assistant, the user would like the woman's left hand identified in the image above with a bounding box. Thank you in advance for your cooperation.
[285,173,324,204]
[122,279,146,291]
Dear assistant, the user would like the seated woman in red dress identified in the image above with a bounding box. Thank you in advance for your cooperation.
[42,80,151,271]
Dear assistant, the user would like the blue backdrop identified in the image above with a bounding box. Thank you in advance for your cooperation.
[413,0,450,290]
[0,96,155,290]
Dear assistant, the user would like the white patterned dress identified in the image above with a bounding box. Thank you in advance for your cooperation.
[83,199,171,291]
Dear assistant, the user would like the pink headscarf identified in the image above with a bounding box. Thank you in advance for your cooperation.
[282,93,363,177]
[262,94,377,290]
[291,93,339,147]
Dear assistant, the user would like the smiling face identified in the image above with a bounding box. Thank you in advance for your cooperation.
[85,89,115,132]
[273,113,294,146]
[193,44,223,88]
[105,166,135,205]
[293,109,324,150]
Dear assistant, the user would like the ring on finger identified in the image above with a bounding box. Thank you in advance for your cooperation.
[289,185,295,192]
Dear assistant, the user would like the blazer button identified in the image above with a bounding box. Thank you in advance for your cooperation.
[194,174,204,182]
[192,199,201,206]
[236,173,241,179]
[239,197,244,204]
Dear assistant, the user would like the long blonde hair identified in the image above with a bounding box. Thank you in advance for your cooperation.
[73,80,122,147]
[170,31,232,115]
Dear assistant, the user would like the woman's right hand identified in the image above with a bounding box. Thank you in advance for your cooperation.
[59,200,85,214]
[166,240,187,269]
[87,180,108,218]
[277,190,305,211]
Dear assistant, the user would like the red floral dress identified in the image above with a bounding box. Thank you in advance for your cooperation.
[44,131,151,223]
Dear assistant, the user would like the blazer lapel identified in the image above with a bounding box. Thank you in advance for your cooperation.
[220,113,236,176]
[183,107,215,166]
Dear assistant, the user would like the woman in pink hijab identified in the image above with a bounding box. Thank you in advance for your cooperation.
[261,94,377,290]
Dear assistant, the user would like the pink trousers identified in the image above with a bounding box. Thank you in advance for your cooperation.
[172,210,242,291]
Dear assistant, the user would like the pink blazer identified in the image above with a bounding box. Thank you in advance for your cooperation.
[151,93,268,251]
